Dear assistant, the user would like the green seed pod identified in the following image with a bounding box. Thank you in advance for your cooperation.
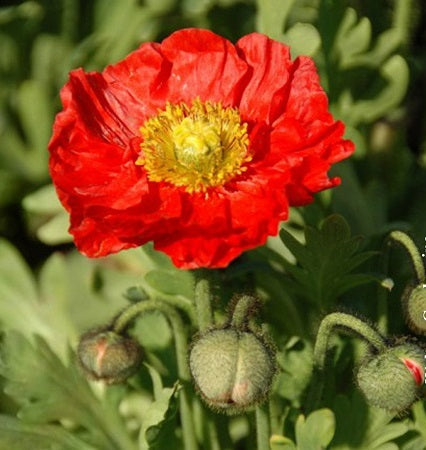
[78,329,143,384]
[189,328,276,414]
[402,283,426,336]
[357,343,425,413]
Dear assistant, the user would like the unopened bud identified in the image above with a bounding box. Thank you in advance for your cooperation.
[189,328,276,414]
[77,329,143,384]
[357,343,425,412]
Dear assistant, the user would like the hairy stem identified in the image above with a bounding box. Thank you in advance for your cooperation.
[389,231,425,283]
[112,300,198,450]
[306,312,386,412]
[230,294,259,330]
[193,269,214,331]
[256,401,271,450]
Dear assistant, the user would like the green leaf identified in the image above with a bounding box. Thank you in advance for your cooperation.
[36,212,73,245]
[0,238,51,340]
[0,415,97,450]
[255,0,296,41]
[0,331,137,450]
[31,34,73,88]
[16,79,53,169]
[145,269,195,300]
[276,338,313,407]
[138,364,179,450]
[339,55,409,126]
[335,8,371,68]
[294,408,335,450]
[270,434,296,450]
[92,0,157,66]
[283,23,321,57]
[331,391,409,449]
[279,215,376,308]
[22,184,73,245]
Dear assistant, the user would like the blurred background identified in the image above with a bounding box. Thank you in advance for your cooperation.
[1,1,426,449]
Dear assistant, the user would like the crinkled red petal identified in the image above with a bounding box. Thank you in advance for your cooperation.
[48,28,354,268]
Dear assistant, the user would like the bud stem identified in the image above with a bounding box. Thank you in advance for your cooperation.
[306,312,386,412]
[113,300,198,450]
[388,231,425,283]
[256,401,271,450]
[193,269,214,331]
[230,294,259,330]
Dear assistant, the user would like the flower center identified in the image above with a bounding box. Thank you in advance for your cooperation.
[137,99,251,193]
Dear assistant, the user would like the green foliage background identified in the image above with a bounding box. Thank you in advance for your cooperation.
[0,0,426,449]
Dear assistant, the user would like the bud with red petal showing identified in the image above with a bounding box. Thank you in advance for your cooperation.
[77,329,143,384]
[357,341,425,413]
[189,295,277,414]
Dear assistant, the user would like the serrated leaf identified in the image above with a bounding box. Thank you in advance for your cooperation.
[276,338,313,406]
[338,55,409,126]
[0,238,51,340]
[138,364,179,450]
[279,215,376,307]
[0,415,97,450]
[0,332,137,450]
[331,391,409,449]
[335,8,371,68]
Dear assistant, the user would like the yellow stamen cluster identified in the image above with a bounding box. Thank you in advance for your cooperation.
[136,99,251,193]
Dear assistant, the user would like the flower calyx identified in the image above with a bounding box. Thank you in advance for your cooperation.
[77,328,143,384]
[189,295,277,414]
[356,341,425,413]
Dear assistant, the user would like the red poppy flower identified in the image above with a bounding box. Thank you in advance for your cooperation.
[49,28,354,269]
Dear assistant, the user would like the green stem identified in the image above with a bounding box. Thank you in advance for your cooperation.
[306,312,387,412]
[389,231,425,283]
[393,0,412,46]
[256,402,271,450]
[157,294,197,325]
[112,300,198,450]
[61,0,79,41]
[230,294,259,329]
[193,269,214,331]
[204,410,221,450]
[377,241,392,334]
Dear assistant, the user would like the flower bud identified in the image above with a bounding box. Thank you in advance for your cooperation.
[356,343,425,412]
[189,328,276,414]
[402,283,426,336]
[77,329,143,384]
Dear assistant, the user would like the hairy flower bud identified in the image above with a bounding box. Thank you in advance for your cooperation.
[402,283,426,336]
[189,328,276,414]
[77,329,143,384]
[357,343,425,412]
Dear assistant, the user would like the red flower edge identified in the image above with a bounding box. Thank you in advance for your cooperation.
[49,28,354,269]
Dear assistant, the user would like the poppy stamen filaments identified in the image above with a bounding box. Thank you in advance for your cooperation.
[137,99,251,193]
